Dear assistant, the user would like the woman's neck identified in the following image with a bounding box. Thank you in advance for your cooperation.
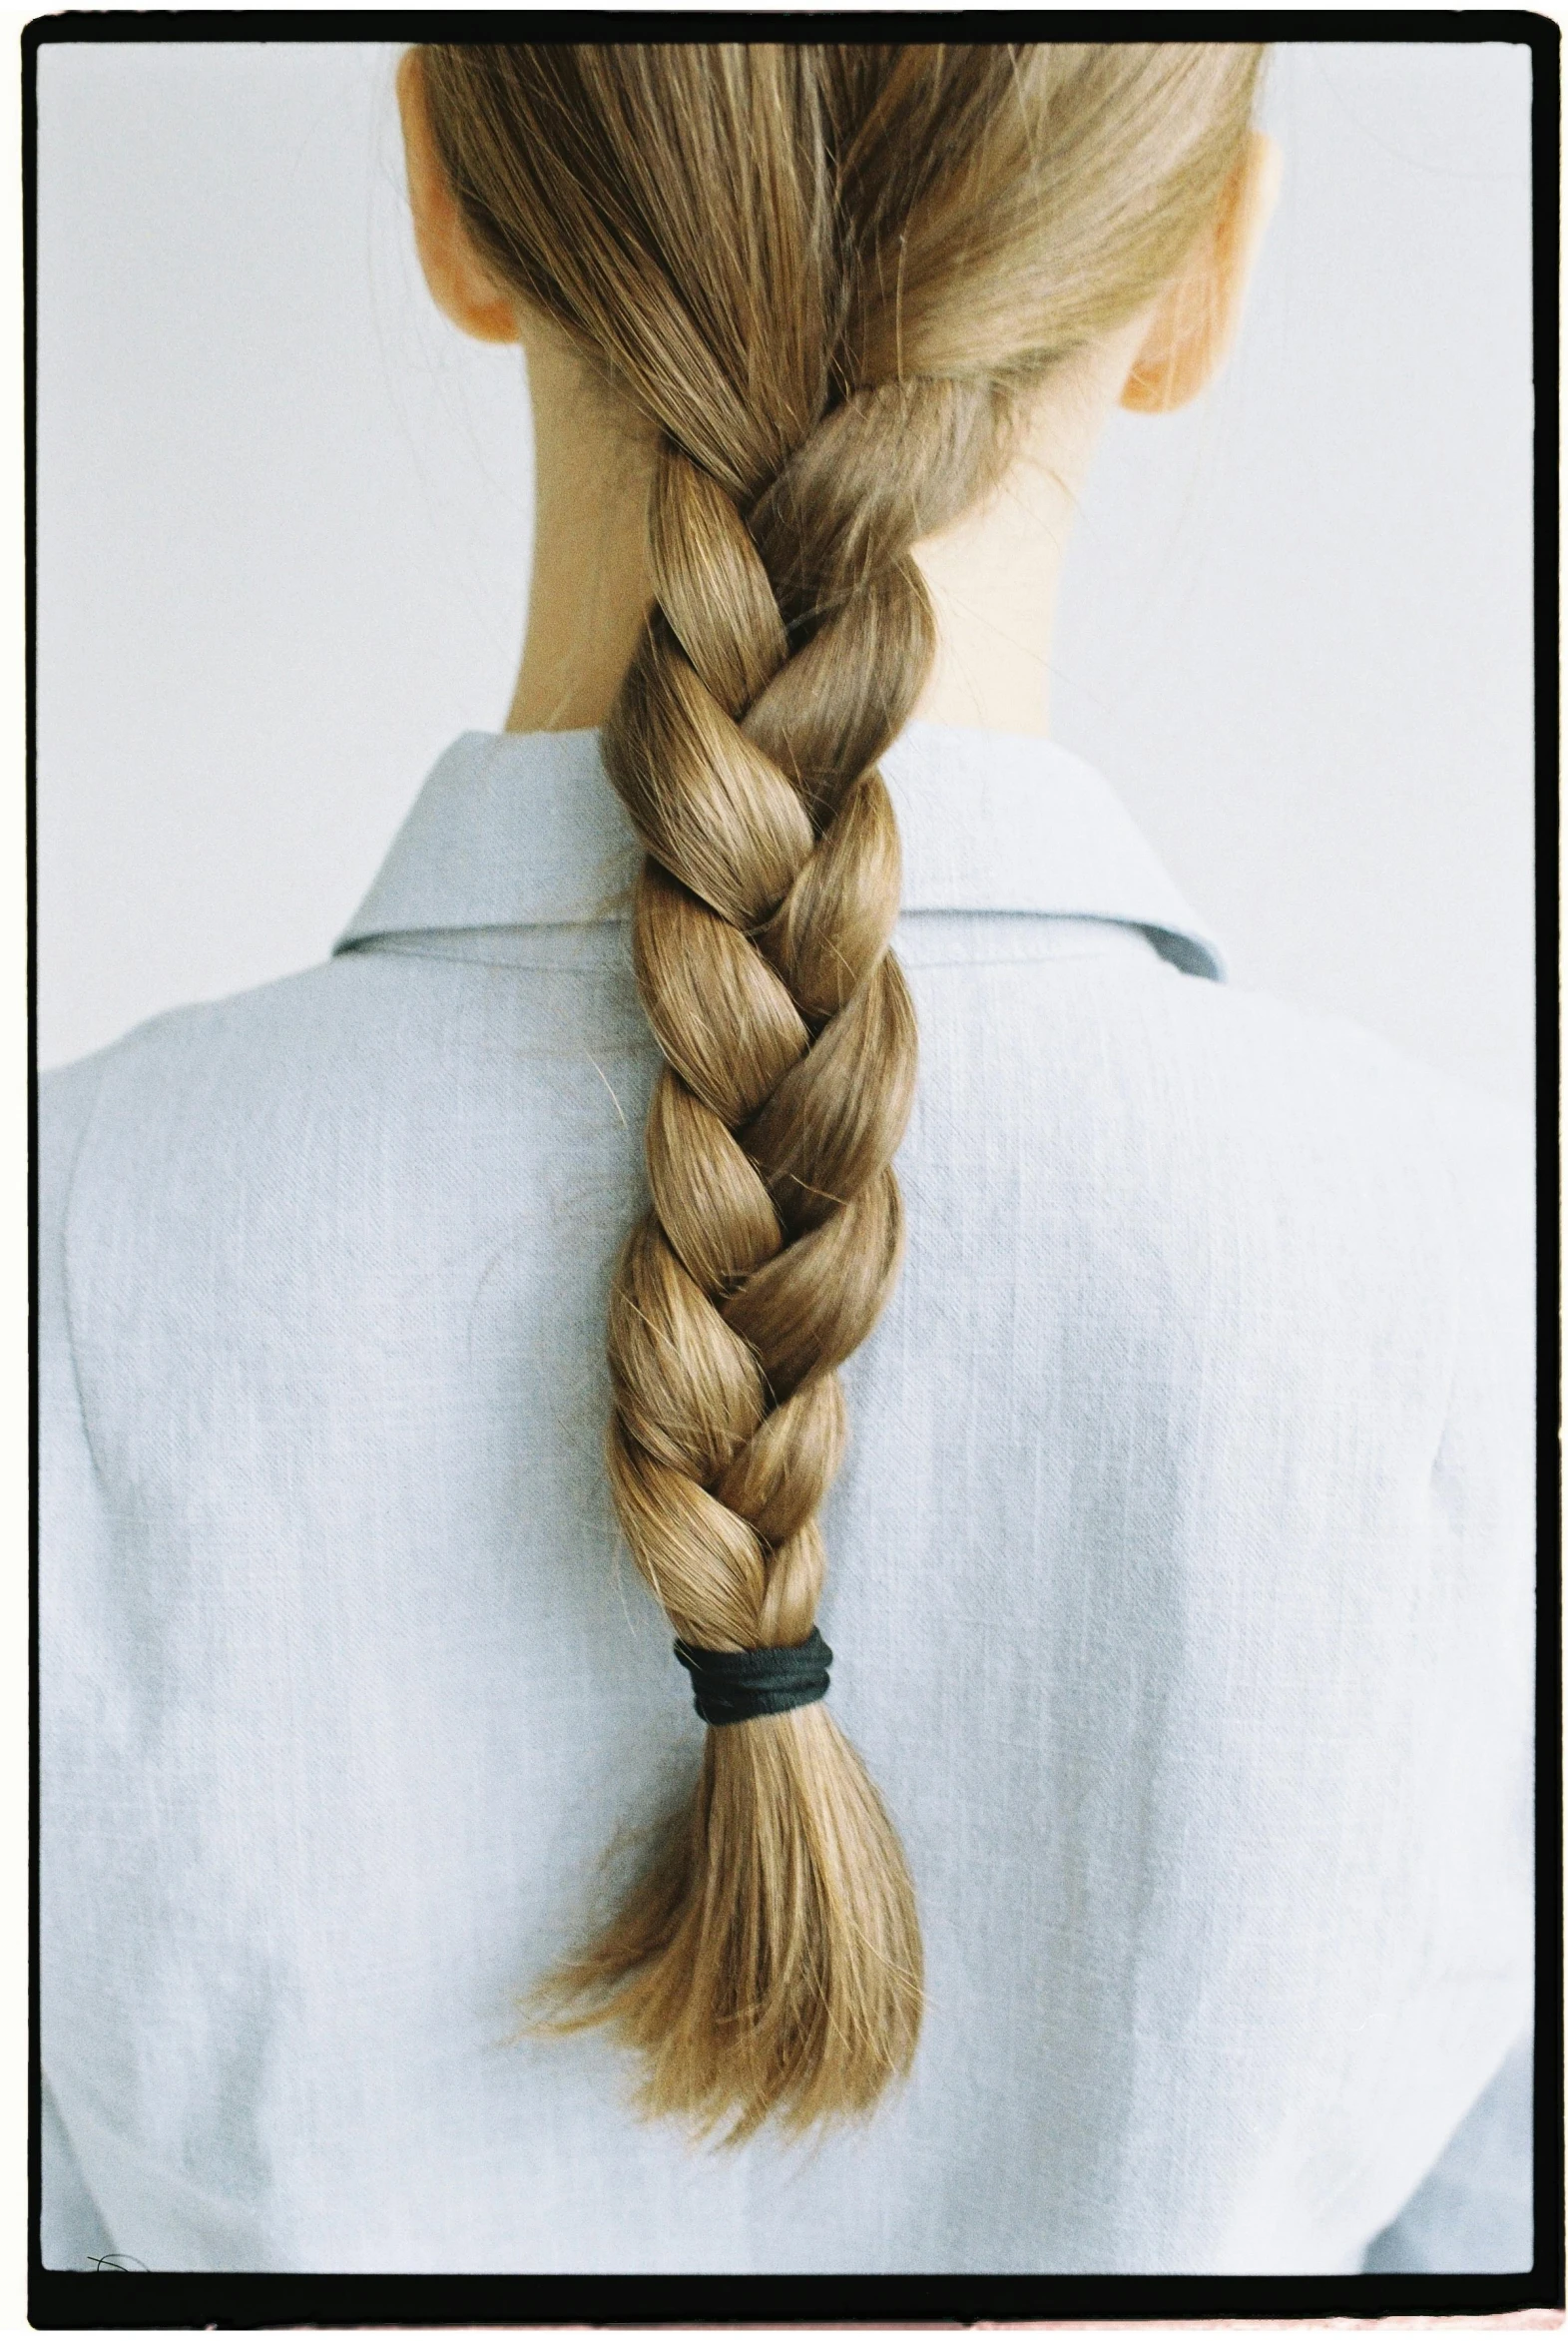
[505,323,1141,740]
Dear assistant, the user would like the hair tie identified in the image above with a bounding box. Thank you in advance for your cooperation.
[674,1628,832,1728]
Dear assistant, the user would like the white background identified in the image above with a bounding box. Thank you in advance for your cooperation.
[35,38,1536,1109]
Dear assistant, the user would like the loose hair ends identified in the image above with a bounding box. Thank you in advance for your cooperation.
[532,1704,921,2142]
[418,38,1265,2140]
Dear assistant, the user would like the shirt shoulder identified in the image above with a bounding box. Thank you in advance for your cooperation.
[917,945,1527,1354]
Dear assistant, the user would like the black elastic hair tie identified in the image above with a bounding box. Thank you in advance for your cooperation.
[673,1627,832,1728]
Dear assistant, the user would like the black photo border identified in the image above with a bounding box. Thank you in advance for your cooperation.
[24,8,1564,2327]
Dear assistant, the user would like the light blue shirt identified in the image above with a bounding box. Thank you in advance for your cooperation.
[39,724,1534,2274]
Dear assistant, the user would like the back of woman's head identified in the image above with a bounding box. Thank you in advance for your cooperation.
[416,39,1265,2142]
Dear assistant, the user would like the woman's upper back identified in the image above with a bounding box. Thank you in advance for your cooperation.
[39,724,1533,2273]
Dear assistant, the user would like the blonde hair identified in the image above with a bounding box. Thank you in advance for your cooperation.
[419,39,1265,2141]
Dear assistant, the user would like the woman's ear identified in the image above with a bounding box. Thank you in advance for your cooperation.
[1121,130,1282,414]
[397,50,521,346]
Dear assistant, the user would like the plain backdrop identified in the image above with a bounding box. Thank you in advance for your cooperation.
[35,38,1536,1109]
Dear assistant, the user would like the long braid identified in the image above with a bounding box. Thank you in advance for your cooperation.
[418,36,1266,2139]
[567,388,1010,2135]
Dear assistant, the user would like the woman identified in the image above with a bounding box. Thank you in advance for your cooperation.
[39,42,1533,2274]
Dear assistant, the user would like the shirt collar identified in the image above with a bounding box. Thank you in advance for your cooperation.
[335,723,1225,981]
